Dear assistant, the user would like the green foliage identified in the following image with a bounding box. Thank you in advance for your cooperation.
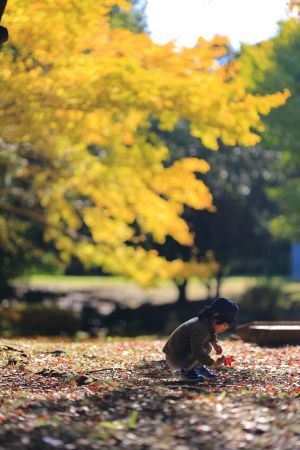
[268,179,300,241]
[239,281,286,321]
[0,141,63,290]
[0,303,80,337]
[151,122,290,294]
[239,19,300,240]
[109,0,147,33]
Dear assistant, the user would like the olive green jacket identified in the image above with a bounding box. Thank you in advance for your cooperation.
[162,315,217,368]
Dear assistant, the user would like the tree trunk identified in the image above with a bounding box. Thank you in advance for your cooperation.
[215,268,223,299]
[205,280,213,300]
[0,0,8,44]
[175,279,188,304]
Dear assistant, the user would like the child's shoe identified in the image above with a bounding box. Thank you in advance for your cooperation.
[195,365,217,379]
[180,368,204,382]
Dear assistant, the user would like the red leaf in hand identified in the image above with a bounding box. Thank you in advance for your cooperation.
[224,356,234,367]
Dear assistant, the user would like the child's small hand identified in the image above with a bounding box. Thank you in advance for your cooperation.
[213,343,223,355]
[213,356,225,367]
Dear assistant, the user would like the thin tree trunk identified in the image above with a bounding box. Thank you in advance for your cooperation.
[175,279,188,304]
[0,0,8,44]
[0,1,7,21]
[215,268,223,299]
[205,280,213,300]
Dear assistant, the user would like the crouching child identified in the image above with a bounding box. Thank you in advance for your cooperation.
[162,297,239,382]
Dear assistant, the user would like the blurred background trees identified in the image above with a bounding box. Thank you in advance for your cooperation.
[0,0,289,294]
[0,0,300,337]
[239,18,300,242]
[147,120,290,302]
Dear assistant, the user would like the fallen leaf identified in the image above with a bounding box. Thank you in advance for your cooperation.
[224,356,235,367]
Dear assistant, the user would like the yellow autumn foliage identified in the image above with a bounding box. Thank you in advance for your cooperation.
[0,0,290,284]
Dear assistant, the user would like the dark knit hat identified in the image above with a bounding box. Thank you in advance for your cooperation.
[203,297,239,326]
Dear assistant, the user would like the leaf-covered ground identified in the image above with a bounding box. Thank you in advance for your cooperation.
[0,338,299,450]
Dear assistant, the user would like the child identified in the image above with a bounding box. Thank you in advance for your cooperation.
[163,297,239,381]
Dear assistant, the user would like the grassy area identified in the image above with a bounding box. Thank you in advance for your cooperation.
[14,274,300,297]
[0,338,298,449]
[14,274,131,290]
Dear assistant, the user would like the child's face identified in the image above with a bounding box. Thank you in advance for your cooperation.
[212,320,230,334]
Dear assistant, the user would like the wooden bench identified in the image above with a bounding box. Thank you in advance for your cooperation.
[236,321,300,345]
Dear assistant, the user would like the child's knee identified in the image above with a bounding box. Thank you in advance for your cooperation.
[165,356,181,370]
